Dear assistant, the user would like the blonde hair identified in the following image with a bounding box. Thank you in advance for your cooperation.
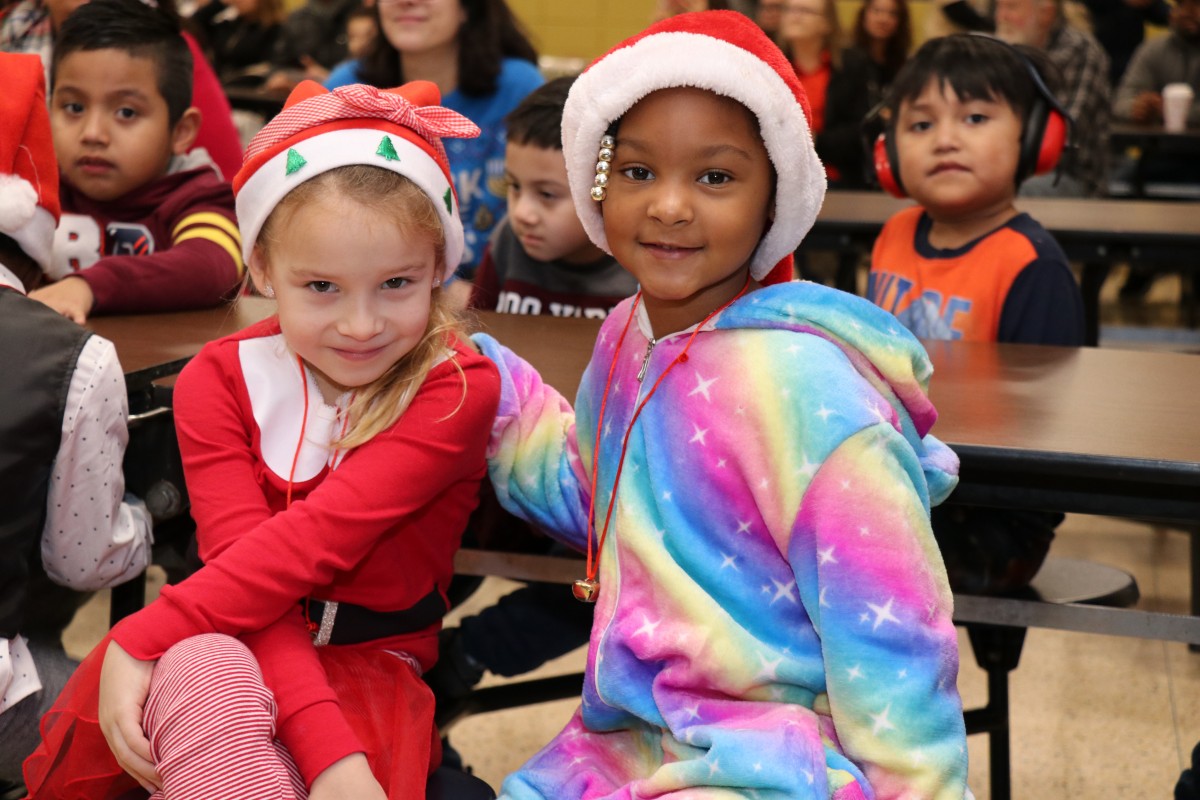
[259,165,468,451]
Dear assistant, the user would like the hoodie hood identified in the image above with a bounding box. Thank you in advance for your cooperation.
[686,280,958,504]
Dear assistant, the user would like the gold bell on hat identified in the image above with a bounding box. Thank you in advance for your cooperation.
[572,578,600,603]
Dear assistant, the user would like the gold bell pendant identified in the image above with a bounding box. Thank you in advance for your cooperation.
[572,579,600,603]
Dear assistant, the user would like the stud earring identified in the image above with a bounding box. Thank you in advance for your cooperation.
[591,134,615,202]
[264,284,275,298]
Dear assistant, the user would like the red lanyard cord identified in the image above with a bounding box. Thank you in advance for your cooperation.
[289,355,353,629]
[582,276,750,594]
[286,354,309,509]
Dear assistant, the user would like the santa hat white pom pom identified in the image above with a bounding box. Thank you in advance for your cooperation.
[0,175,38,232]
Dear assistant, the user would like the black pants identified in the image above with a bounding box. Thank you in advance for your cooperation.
[459,546,593,678]
[931,505,1062,596]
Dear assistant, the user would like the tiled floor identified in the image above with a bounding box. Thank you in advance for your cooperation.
[62,515,1200,799]
[59,266,1200,799]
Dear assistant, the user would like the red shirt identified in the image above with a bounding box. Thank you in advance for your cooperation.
[111,318,500,782]
[794,50,832,135]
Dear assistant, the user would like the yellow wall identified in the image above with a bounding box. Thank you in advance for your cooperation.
[287,0,1157,66]
[508,0,656,62]
[509,0,938,62]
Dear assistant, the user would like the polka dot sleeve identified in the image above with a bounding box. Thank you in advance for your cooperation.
[40,335,153,590]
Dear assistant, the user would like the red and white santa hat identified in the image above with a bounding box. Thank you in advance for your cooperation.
[0,52,61,275]
[562,10,827,281]
[234,80,480,283]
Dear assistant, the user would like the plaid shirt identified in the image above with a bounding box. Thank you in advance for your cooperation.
[1045,21,1111,196]
[0,1,52,71]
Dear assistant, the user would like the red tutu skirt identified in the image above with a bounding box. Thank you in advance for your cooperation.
[23,634,439,799]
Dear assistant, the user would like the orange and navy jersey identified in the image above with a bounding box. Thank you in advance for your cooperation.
[866,206,1084,345]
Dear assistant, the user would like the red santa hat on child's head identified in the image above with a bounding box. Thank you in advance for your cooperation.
[0,52,61,275]
[561,10,827,282]
[234,80,480,283]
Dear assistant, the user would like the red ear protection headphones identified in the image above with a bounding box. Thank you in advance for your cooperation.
[869,35,1072,199]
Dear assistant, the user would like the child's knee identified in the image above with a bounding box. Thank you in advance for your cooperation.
[145,633,277,745]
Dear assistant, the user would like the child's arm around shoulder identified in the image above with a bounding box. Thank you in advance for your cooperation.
[471,330,592,551]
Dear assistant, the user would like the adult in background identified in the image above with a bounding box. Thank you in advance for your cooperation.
[1082,0,1170,85]
[996,0,1111,195]
[189,0,285,86]
[779,0,874,186]
[0,0,244,180]
[852,0,912,104]
[1111,0,1199,298]
[325,0,542,282]
[755,0,783,35]
[1114,0,1200,127]
[263,0,358,91]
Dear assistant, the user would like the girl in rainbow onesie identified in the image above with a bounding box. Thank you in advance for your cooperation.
[23,81,500,799]
[472,11,972,800]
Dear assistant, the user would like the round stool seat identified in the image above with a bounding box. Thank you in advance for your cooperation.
[1027,557,1140,607]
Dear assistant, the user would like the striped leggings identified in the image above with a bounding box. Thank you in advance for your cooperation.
[143,634,307,800]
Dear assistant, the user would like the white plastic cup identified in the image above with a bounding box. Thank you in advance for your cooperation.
[1162,82,1194,133]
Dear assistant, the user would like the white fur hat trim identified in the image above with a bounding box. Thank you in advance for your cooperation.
[562,29,827,279]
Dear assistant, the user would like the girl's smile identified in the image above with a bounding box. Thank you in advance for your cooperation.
[600,87,774,338]
[249,191,440,403]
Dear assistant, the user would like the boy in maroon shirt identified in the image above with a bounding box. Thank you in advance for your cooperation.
[30,0,242,323]
[469,77,637,319]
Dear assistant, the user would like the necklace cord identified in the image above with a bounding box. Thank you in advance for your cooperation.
[583,276,751,584]
[289,355,353,631]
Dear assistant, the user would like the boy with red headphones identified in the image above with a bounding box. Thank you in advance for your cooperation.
[866,33,1084,594]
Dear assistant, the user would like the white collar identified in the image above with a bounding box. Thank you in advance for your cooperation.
[0,264,27,294]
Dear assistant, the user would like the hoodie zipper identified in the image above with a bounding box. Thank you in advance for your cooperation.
[636,337,657,383]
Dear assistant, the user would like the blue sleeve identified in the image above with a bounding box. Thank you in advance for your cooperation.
[324,60,363,90]
[998,254,1086,346]
[500,58,545,104]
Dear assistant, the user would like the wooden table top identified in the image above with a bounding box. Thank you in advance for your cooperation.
[89,297,276,390]
[477,312,1200,485]
[1110,121,1200,146]
[815,190,1200,244]
[93,303,1200,501]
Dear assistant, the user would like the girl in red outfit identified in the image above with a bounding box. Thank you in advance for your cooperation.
[23,80,501,799]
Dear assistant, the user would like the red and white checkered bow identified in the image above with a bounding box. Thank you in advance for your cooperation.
[245,83,481,163]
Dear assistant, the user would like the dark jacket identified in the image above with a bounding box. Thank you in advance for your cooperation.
[0,288,91,638]
[816,46,875,188]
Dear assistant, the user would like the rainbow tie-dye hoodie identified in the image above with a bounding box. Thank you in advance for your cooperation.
[474,280,971,800]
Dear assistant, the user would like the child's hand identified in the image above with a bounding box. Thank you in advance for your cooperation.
[28,277,95,324]
[310,754,387,800]
[98,641,161,793]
